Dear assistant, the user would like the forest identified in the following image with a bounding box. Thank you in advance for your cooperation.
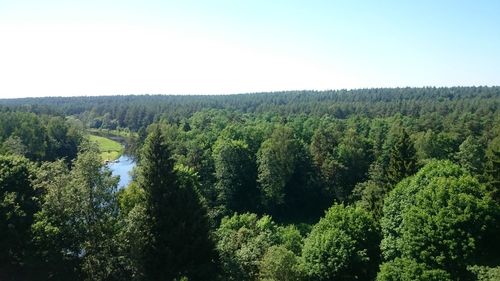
[0,86,499,281]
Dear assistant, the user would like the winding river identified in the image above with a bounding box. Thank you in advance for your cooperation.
[107,155,136,189]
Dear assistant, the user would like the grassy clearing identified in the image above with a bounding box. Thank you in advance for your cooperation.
[88,134,124,162]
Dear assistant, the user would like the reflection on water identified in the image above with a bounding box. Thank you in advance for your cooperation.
[107,155,136,189]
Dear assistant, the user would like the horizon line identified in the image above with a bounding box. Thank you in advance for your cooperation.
[1,85,499,100]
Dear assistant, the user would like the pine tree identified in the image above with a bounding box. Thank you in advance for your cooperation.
[387,128,417,185]
[139,125,217,281]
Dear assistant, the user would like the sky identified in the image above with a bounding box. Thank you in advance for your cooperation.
[0,0,499,98]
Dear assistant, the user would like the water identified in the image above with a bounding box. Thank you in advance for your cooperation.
[107,155,136,189]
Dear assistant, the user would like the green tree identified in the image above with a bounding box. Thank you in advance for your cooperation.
[258,246,302,281]
[0,135,27,156]
[380,160,498,279]
[277,225,303,256]
[455,136,485,175]
[377,258,451,281]
[387,128,417,185]
[468,265,500,281]
[414,130,458,162]
[484,136,500,201]
[32,147,120,280]
[216,213,280,281]
[0,155,36,272]
[257,125,319,220]
[334,128,373,201]
[301,204,380,281]
[139,126,216,281]
[213,138,259,214]
[257,126,299,206]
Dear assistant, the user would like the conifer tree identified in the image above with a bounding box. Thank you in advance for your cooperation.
[139,125,217,281]
[387,128,417,185]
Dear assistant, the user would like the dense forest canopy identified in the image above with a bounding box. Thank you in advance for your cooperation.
[1,86,499,131]
[0,87,499,280]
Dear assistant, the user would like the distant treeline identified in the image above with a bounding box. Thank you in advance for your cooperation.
[1,87,498,131]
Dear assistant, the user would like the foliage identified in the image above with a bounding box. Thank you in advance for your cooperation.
[0,87,499,280]
[484,136,500,201]
[138,126,217,281]
[380,160,498,279]
[455,136,485,175]
[0,155,36,267]
[301,204,380,281]
[257,126,300,206]
[216,213,280,281]
[386,127,417,185]
[377,258,452,281]
[257,125,321,220]
[258,246,302,281]
[468,265,500,281]
[213,137,259,214]
[31,146,120,280]
[0,112,82,162]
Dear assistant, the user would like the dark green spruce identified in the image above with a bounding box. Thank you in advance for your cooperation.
[387,128,417,185]
[139,126,217,281]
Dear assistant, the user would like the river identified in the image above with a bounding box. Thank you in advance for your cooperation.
[107,155,136,189]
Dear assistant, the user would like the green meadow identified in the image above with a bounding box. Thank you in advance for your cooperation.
[88,134,124,162]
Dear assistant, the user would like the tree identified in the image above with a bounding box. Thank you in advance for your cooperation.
[301,204,380,281]
[258,246,302,281]
[213,138,259,214]
[257,125,319,220]
[0,135,27,156]
[310,123,341,199]
[139,125,217,281]
[353,162,390,219]
[380,160,498,279]
[386,127,417,185]
[0,155,36,272]
[216,213,280,281]
[468,265,500,281]
[414,130,458,162]
[32,147,121,280]
[334,128,373,201]
[455,136,485,175]
[257,126,299,206]
[484,136,500,202]
[377,258,451,281]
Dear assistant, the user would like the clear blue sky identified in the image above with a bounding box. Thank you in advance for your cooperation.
[1,0,499,98]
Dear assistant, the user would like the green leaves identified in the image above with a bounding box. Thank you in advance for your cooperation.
[216,213,280,281]
[213,137,258,214]
[380,160,498,279]
[138,125,217,281]
[32,147,121,280]
[302,204,380,281]
[387,127,417,185]
[0,155,36,265]
[257,126,299,206]
[377,258,452,281]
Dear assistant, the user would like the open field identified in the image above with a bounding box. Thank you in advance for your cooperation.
[88,134,124,162]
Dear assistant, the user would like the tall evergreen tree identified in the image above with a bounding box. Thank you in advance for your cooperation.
[387,128,417,185]
[139,125,217,281]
